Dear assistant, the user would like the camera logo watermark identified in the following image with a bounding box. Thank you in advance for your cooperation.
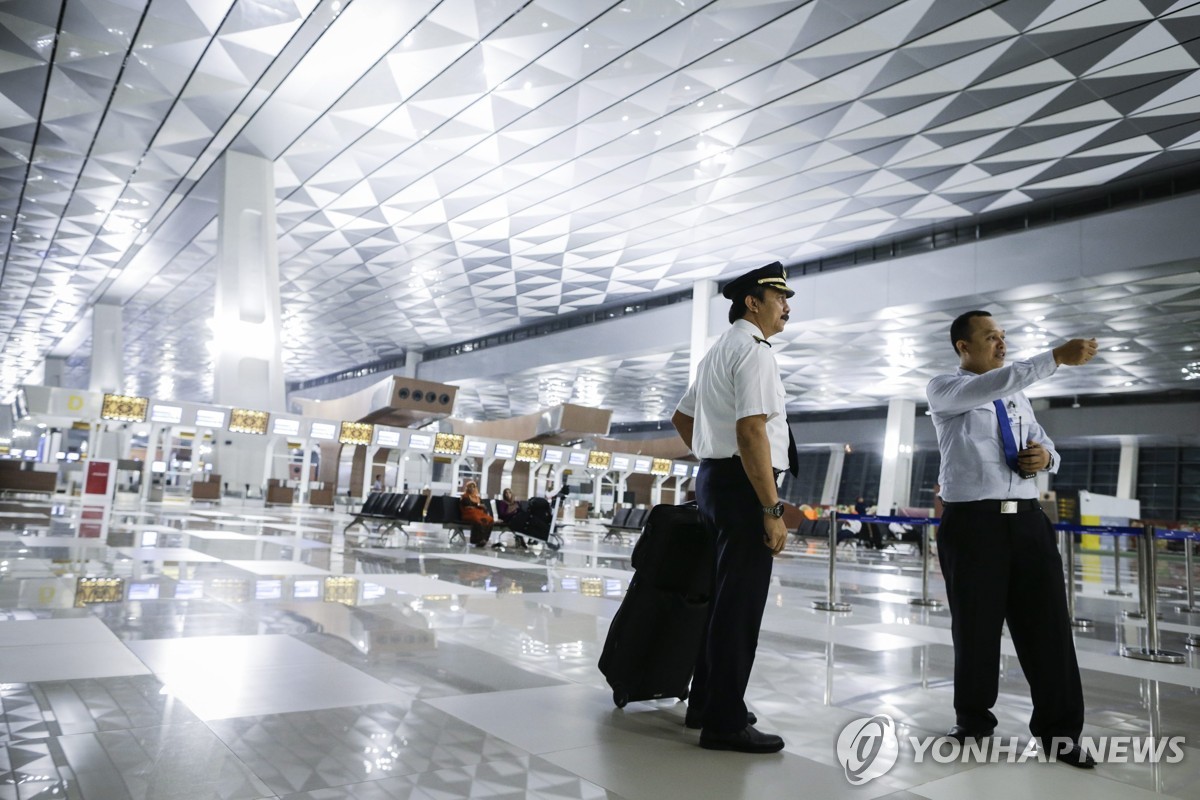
[836,714,899,785]
[836,714,1186,785]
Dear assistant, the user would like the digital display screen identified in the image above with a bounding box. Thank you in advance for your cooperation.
[568,451,589,466]
[151,461,167,473]
[128,582,160,600]
[362,582,385,600]
[152,402,183,423]
[272,418,300,436]
[494,443,515,459]
[309,422,336,440]
[672,462,690,477]
[339,421,374,446]
[408,433,433,451]
[434,433,464,455]
[195,409,226,429]
[255,580,282,600]
[543,448,563,464]
[516,442,543,463]
[634,458,652,473]
[229,408,269,435]
[175,580,203,599]
[612,455,630,470]
[651,458,672,476]
[692,465,700,477]
[101,394,149,423]
[465,440,488,457]
[588,451,611,469]
[376,429,401,447]
[293,579,320,599]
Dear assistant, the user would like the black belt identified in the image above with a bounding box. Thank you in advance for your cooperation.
[941,498,1042,515]
[702,455,784,478]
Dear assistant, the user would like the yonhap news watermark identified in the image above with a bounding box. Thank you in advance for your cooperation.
[835,714,1186,785]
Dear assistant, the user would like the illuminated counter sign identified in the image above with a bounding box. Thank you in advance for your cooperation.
[293,579,320,599]
[465,439,488,457]
[339,421,374,446]
[543,448,563,464]
[588,451,611,470]
[101,394,148,423]
[150,404,183,424]
[612,455,630,471]
[325,576,359,605]
[272,417,300,436]
[408,433,433,451]
[672,462,691,477]
[516,442,543,463]
[692,464,700,478]
[376,429,401,448]
[309,422,337,441]
[75,577,125,607]
[494,442,515,459]
[434,433,464,455]
[651,458,672,476]
[229,408,269,435]
[255,580,283,600]
[634,457,652,473]
[195,408,227,429]
[568,450,589,467]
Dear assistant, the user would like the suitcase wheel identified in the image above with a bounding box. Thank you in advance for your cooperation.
[612,687,629,708]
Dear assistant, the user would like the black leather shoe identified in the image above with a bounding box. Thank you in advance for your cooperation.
[684,711,756,730]
[1052,743,1096,769]
[699,724,783,753]
[945,724,995,744]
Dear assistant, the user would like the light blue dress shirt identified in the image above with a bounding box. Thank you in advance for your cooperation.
[926,350,1061,503]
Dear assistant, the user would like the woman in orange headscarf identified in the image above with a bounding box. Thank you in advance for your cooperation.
[459,481,494,547]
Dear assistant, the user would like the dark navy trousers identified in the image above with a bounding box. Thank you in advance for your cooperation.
[937,503,1085,742]
[689,458,775,734]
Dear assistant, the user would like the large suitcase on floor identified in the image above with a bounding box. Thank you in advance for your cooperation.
[599,502,716,708]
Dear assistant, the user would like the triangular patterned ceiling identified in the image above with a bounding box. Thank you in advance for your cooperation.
[2,0,1200,419]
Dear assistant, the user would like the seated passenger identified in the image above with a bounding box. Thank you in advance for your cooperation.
[459,481,494,547]
[495,488,528,549]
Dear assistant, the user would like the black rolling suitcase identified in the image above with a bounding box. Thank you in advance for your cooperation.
[599,502,716,708]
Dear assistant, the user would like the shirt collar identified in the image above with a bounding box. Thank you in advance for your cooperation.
[732,318,771,344]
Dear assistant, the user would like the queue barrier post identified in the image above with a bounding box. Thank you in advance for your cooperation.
[1121,526,1163,622]
[1121,526,1185,664]
[812,510,851,613]
[1176,530,1199,615]
[909,521,942,609]
[1060,527,1093,630]
[1105,532,1132,597]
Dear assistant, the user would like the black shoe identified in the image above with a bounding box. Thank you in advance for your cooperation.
[1051,742,1096,769]
[684,710,756,730]
[699,724,783,754]
[945,724,995,744]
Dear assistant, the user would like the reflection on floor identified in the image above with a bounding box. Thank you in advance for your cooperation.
[0,496,1198,799]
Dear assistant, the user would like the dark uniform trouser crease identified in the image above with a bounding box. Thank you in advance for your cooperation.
[936,504,1085,741]
[689,458,774,734]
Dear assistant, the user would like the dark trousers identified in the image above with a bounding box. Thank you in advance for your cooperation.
[689,459,774,734]
[937,503,1084,741]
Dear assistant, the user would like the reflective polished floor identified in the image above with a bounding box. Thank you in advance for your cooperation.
[1,496,1199,799]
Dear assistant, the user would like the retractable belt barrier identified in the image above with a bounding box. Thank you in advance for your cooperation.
[811,513,937,613]
[809,513,1198,657]
[1050,523,1191,662]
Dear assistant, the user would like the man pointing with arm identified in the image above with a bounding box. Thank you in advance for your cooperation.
[928,309,1098,768]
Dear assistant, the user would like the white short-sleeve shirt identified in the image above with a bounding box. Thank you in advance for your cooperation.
[676,319,790,471]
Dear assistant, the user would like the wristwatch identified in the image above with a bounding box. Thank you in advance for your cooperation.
[762,501,785,518]
[1045,452,1055,472]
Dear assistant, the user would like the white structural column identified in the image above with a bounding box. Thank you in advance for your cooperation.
[820,445,845,507]
[877,398,916,513]
[1116,437,1139,499]
[213,151,286,496]
[403,350,423,379]
[89,303,124,394]
[688,280,716,385]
